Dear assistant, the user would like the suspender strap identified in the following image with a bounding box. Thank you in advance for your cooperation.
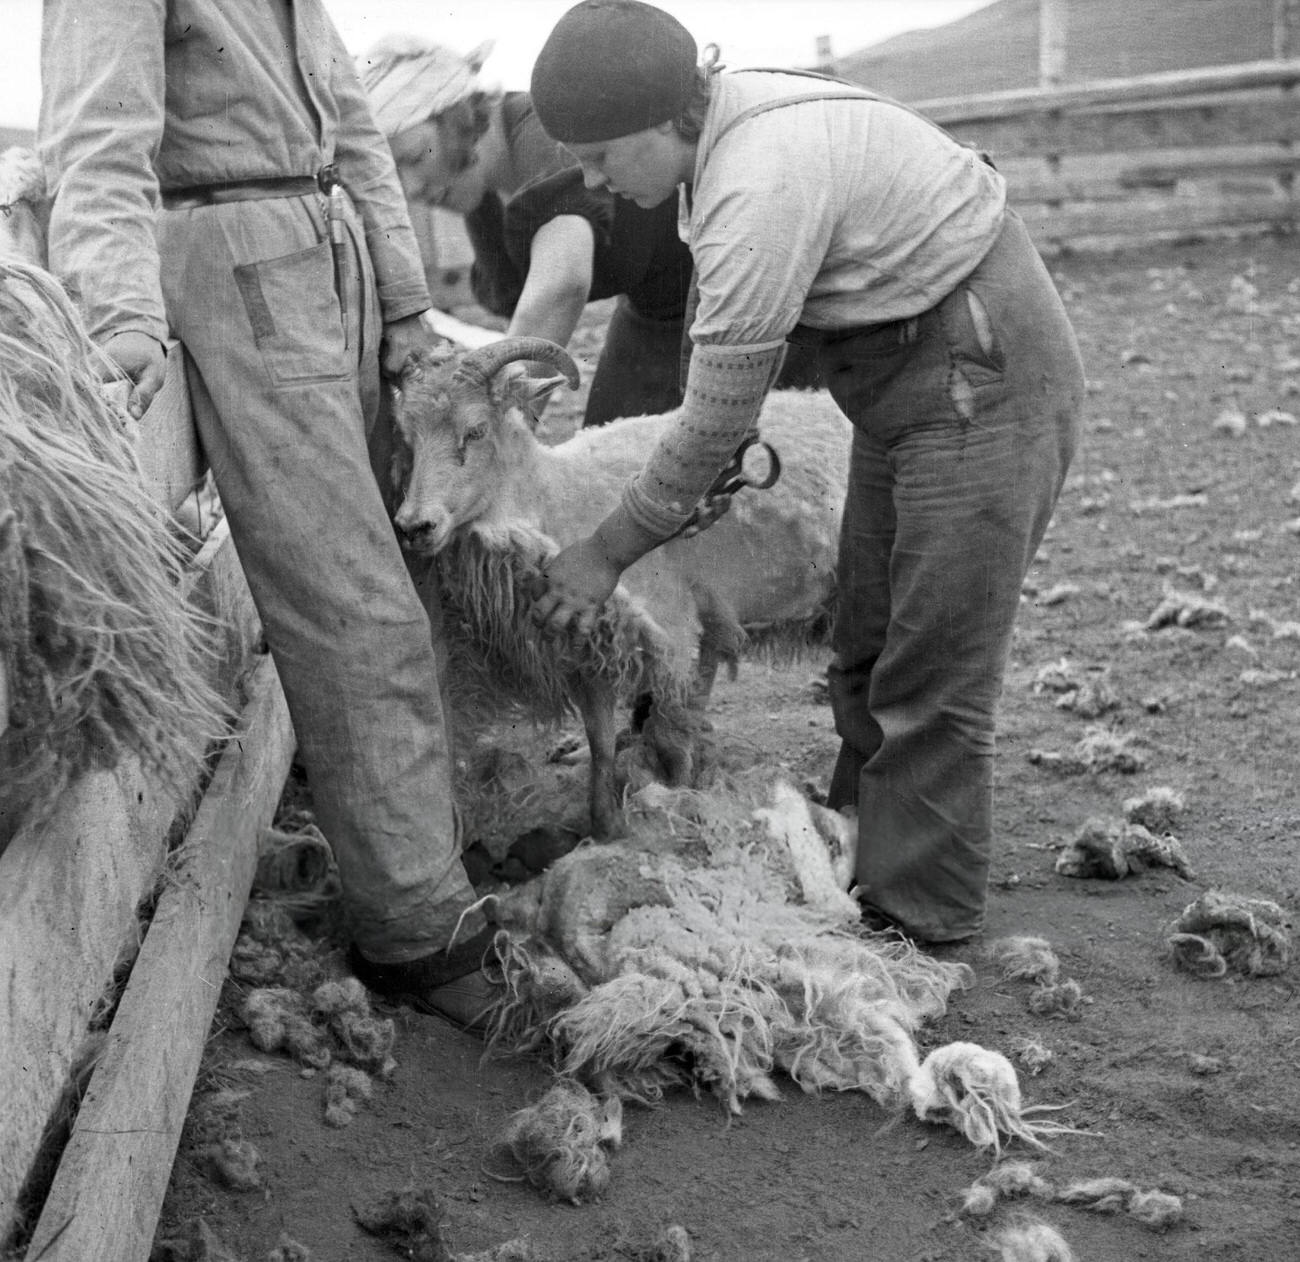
[710,69,987,159]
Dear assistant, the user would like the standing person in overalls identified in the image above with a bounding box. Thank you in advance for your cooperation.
[525,0,1085,944]
[39,0,500,1024]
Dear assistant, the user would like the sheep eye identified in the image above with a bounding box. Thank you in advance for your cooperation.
[462,422,488,444]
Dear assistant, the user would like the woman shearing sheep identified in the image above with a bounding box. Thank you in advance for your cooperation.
[359,34,816,427]
[526,0,1085,944]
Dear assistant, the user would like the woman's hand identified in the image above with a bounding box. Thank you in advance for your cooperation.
[529,535,621,638]
[100,331,168,419]
[381,313,434,378]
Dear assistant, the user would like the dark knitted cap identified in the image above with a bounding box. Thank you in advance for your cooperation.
[530,0,698,144]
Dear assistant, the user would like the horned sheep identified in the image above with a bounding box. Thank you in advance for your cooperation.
[392,336,850,837]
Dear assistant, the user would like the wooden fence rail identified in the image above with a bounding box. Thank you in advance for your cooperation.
[918,58,1300,252]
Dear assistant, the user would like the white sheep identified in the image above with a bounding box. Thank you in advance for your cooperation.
[392,336,849,838]
[0,148,49,268]
[394,337,849,697]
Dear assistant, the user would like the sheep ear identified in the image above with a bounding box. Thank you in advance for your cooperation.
[509,373,570,427]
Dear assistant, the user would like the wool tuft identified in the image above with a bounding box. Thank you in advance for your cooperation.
[1055,817,1193,880]
[909,1043,1085,1154]
[0,259,229,847]
[496,1078,621,1203]
[1009,1035,1054,1076]
[987,936,1061,985]
[1168,889,1292,977]
[991,1217,1076,1262]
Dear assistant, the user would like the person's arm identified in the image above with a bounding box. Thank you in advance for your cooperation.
[39,0,170,417]
[529,338,783,636]
[325,21,432,327]
[506,215,595,348]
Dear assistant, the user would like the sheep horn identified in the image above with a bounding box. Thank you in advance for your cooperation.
[450,337,581,395]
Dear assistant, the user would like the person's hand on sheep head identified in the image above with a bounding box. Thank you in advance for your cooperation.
[529,506,664,638]
[380,312,438,379]
[100,330,168,420]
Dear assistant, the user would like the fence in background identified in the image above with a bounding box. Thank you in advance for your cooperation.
[923,58,1300,253]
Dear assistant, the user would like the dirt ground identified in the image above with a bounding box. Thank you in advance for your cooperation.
[154,232,1300,1262]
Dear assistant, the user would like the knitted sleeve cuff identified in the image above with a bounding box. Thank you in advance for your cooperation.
[621,340,785,537]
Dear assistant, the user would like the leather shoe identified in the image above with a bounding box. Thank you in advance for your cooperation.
[349,927,503,1031]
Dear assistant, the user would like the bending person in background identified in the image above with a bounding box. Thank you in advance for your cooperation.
[360,34,817,428]
[525,0,1085,944]
[40,0,497,1027]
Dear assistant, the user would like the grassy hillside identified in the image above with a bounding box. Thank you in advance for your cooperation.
[838,0,1279,102]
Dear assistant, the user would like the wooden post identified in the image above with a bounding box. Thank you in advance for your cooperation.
[1276,0,1299,59]
[815,34,837,77]
[22,653,294,1262]
[1039,0,1068,89]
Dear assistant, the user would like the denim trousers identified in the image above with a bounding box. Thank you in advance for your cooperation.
[158,193,481,963]
[814,211,1083,941]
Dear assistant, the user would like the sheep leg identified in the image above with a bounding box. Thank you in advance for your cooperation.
[689,582,747,705]
[570,672,622,839]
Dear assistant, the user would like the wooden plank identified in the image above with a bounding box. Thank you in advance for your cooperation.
[188,519,265,707]
[132,342,206,517]
[1017,188,1298,250]
[919,56,1300,124]
[23,652,294,1262]
[949,90,1300,159]
[0,524,260,1235]
[996,143,1300,201]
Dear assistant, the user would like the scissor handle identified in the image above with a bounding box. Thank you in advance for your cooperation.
[712,435,781,497]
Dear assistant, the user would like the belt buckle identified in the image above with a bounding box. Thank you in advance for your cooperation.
[317,163,340,194]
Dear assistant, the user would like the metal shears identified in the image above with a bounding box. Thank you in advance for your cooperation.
[672,433,783,539]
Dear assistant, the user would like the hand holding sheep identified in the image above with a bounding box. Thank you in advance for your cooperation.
[529,535,622,637]
[530,500,668,636]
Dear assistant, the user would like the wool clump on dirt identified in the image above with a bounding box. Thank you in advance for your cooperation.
[1027,726,1145,775]
[310,976,397,1074]
[1009,1035,1054,1076]
[1055,817,1193,880]
[267,1233,315,1261]
[495,1078,622,1203]
[960,1160,1053,1217]
[1143,588,1230,630]
[230,899,328,991]
[202,1137,263,1191]
[252,821,340,919]
[323,1063,374,1128]
[907,1043,1084,1155]
[1025,979,1087,1019]
[990,1218,1076,1262]
[987,937,1061,985]
[242,987,332,1069]
[1167,889,1292,977]
[453,1239,539,1262]
[353,1184,451,1262]
[1055,1177,1183,1230]
[1123,785,1185,833]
